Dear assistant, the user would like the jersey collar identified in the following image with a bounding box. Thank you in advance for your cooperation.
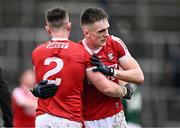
[82,39,102,55]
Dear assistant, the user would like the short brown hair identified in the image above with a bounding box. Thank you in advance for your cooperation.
[80,7,108,26]
[45,6,68,28]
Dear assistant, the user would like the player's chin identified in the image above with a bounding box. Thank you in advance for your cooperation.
[100,41,106,46]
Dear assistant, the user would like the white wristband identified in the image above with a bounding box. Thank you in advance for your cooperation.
[122,86,127,97]
[113,69,118,77]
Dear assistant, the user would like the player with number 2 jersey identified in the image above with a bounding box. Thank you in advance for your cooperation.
[32,38,90,122]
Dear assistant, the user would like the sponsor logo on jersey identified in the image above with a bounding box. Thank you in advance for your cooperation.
[108,53,114,60]
[47,41,69,49]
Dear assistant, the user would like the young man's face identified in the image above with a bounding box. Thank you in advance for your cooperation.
[86,18,110,48]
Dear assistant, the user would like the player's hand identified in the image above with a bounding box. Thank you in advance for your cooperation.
[30,80,58,99]
[91,54,114,76]
[123,84,133,100]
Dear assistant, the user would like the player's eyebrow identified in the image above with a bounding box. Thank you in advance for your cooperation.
[97,28,108,33]
[97,25,110,33]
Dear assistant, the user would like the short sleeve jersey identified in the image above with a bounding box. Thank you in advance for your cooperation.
[32,38,90,122]
[80,35,131,120]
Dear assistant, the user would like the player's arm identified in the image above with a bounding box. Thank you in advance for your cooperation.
[30,65,58,99]
[91,55,144,84]
[12,88,37,108]
[115,56,144,84]
[86,70,133,99]
[30,80,58,99]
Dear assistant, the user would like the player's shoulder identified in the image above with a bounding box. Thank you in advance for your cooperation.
[108,35,124,44]
[77,40,83,45]
[32,41,49,55]
[107,35,127,48]
[67,41,90,62]
[69,40,85,50]
[70,40,82,46]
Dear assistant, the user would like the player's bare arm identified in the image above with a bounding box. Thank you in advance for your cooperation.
[116,56,144,84]
[91,54,144,84]
[86,70,133,99]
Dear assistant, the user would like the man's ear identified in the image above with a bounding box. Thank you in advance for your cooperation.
[67,22,71,38]
[45,25,51,34]
[83,28,90,38]
[67,22,71,31]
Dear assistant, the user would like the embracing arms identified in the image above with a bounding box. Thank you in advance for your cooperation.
[91,54,144,84]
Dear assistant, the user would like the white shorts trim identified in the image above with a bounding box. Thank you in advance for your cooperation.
[35,113,82,128]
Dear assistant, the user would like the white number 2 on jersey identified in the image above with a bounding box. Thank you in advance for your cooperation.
[43,57,63,86]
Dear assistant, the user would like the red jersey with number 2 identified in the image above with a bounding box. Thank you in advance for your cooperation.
[32,38,90,122]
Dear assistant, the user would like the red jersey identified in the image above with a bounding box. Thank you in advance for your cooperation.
[12,87,36,127]
[32,38,90,122]
[80,35,131,120]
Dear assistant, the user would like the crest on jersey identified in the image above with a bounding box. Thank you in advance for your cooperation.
[108,53,114,60]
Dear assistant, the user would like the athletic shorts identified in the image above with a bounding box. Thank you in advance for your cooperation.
[35,113,82,128]
[84,110,127,128]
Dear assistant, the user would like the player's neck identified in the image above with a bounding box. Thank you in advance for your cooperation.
[51,30,69,39]
[85,38,101,50]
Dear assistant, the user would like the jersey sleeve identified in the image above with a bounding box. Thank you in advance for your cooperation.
[111,35,131,62]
